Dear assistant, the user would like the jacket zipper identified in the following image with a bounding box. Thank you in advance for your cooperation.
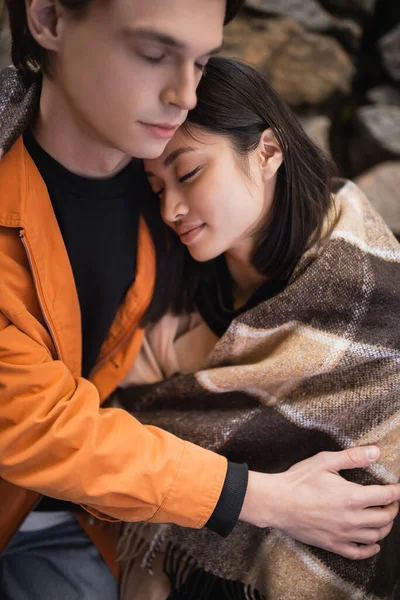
[89,321,140,377]
[20,230,141,379]
[19,230,63,362]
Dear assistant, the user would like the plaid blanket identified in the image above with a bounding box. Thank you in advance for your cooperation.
[0,66,40,157]
[117,181,400,600]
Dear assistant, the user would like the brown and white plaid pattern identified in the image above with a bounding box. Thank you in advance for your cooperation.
[117,182,400,599]
[0,66,40,159]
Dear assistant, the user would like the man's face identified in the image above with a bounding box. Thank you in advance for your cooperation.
[52,0,225,158]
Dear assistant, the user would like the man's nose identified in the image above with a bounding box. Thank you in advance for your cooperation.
[162,64,198,111]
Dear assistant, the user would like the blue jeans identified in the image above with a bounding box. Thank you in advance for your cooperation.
[0,518,119,600]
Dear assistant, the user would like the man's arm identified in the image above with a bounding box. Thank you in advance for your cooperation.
[0,319,227,528]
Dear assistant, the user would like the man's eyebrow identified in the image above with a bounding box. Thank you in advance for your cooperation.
[122,27,223,56]
[145,147,196,178]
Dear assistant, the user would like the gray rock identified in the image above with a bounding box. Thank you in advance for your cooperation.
[356,161,400,236]
[244,0,361,51]
[318,0,377,17]
[350,105,400,173]
[223,16,354,106]
[297,115,332,155]
[357,105,400,156]
[0,2,10,70]
[366,85,400,106]
[378,23,400,82]
[0,23,10,70]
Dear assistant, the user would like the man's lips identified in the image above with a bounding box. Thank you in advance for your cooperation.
[148,122,181,129]
[138,121,181,139]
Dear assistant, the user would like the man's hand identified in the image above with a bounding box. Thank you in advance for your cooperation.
[239,446,400,560]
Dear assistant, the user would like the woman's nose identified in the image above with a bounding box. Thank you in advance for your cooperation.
[161,191,189,224]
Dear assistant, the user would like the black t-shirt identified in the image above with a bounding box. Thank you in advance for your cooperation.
[24,129,140,378]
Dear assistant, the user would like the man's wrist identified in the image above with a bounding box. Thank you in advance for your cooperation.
[239,470,278,529]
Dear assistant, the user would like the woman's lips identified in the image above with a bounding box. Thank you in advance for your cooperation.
[178,224,206,245]
[139,121,180,139]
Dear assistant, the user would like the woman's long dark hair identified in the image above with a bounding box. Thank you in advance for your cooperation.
[143,57,337,324]
[5,0,244,84]
[183,57,337,281]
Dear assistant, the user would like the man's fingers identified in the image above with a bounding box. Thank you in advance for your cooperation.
[333,542,380,561]
[357,484,400,508]
[320,446,380,472]
[351,522,394,545]
[358,502,399,529]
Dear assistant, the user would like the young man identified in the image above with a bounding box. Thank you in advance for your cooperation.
[0,1,399,598]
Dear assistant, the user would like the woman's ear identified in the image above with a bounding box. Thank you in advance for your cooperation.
[26,0,63,53]
[257,128,283,182]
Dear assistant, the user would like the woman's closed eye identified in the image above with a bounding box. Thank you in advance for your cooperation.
[178,165,202,183]
[153,166,203,197]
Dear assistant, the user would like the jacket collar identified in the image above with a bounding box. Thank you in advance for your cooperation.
[0,66,41,227]
[0,135,83,374]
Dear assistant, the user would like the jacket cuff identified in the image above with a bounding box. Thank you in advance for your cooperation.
[147,440,228,528]
[205,462,248,537]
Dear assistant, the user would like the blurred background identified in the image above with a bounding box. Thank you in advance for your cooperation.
[0,0,398,239]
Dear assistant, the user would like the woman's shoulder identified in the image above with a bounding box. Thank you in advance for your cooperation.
[329,178,400,259]
[122,311,219,386]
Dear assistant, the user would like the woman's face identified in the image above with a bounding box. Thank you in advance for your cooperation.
[144,127,277,262]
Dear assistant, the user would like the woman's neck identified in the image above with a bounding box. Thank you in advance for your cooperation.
[225,244,268,310]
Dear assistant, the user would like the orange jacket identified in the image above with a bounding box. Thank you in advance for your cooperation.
[0,137,227,552]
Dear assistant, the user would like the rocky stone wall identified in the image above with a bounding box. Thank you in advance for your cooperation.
[225,0,400,237]
[0,1,398,236]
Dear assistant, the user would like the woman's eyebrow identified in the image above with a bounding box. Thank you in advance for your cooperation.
[145,147,197,177]
[164,147,196,167]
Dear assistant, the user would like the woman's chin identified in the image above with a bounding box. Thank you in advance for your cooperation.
[185,230,227,262]
[188,246,220,263]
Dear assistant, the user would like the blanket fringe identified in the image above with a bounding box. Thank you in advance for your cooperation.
[163,542,264,600]
[140,524,169,574]
[117,522,154,562]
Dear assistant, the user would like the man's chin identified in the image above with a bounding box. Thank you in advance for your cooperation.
[130,138,170,160]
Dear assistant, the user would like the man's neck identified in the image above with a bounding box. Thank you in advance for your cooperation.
[32,78,132,179]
